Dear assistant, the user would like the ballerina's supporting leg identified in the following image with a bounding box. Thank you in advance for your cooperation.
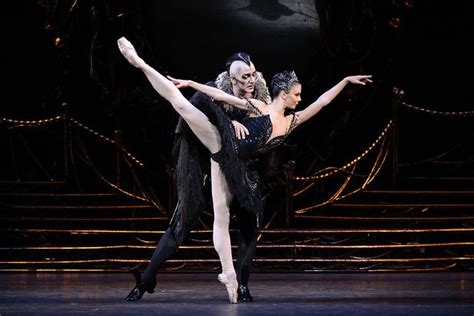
[211,159,238,303]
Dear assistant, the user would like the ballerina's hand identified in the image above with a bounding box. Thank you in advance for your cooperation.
[167,75,189,89]
[347,75,373,85]
[117,37,143,68]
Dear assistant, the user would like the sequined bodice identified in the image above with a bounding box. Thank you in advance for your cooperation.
[236,115,288,159]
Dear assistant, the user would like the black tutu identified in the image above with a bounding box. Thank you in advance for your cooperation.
[169,90,262,244]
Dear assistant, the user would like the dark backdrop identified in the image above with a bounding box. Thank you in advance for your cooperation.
[1,1,473,193]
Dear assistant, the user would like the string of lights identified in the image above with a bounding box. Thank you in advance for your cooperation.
[294,135,390,214]
[0,115,64,127]
[68,117,144,167]
[293,120,393,181]
[0,114,144,167]
[399,101,474,117]
[73,132,152,204]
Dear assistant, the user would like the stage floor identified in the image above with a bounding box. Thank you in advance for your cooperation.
[1,272,473,315]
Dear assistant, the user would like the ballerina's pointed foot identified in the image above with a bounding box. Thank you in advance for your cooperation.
[125,270,156,302]
[117,37,143,68]
[218,272,238,304]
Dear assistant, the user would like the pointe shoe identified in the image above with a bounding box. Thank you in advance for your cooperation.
[218,272,238,304]
[117,37,144,68]
[237,285,253,302]
[125,270,156,302]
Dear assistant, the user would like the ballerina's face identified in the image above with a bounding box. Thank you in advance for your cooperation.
[285,83,302,110]
[229,61,257,96]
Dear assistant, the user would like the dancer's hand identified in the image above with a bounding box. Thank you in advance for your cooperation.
[231,120,249,140]
[345,75,373,85]
[117,37,144,68]
[167,76,190,88]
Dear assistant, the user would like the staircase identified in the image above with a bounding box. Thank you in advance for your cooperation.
[0,180,166,272]
[2,179,473,272]
[288,188,474,271]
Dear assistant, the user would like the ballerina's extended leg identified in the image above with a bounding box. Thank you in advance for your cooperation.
[118,36,237,303]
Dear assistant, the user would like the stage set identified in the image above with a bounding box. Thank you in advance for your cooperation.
[1,0,474,315]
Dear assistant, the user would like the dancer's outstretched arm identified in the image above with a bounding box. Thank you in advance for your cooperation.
[295,75,372,126]
[169,76,267,113]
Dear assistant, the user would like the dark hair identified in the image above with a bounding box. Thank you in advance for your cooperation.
[225,52,252,73]
[270,71,300,98]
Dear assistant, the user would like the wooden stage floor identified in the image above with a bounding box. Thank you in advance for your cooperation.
[1,272,473,315]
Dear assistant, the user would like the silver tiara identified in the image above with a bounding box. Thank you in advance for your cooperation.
[271,71,299,94]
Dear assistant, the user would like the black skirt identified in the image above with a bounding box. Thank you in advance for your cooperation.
[169,90,262,244]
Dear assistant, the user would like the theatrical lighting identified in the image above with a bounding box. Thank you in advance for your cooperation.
[389,17,401,29]
[54,37,64,48]
[404,0,414,8]
[393,0,415,8]
[392,87,405,97]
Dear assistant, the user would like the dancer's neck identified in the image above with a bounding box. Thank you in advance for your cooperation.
[270,98,286,116]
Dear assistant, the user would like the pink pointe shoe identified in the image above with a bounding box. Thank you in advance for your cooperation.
[218,272,238,304]
[117,37,144,68]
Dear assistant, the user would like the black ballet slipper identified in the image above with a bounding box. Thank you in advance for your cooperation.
[237,285,253,302]
[125,270,156,302]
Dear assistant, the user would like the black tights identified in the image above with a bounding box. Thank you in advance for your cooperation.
[141,228,178,287]
[140,210,257,288]
[235,209,258,287]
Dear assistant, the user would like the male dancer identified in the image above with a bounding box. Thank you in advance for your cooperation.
[126,52,271,302]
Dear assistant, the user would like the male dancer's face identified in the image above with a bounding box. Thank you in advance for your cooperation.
[229,61,257,98]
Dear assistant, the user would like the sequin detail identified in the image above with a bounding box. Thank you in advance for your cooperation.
[236,113,295,159]
[287,112,299,134]
[245,99,263,116]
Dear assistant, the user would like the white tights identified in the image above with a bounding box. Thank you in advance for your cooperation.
[211,159,236,276]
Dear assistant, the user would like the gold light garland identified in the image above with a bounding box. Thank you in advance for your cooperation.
[0,115,64,126]
[68,117,144,167]
[293,120,393,181]
[399,101,474,117]
[1,114,144,167]
[294,133,390,213]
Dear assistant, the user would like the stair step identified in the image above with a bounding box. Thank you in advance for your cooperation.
[331,203,474,209]
[295,215,474,221]
[362,190,474,196]
[0,180,66,185]
[2,216,168,222]
[1,256,473,265]
[404,176,474,181]
[6,227,474,234]
[1,241,473,251]
[0,193,119,197]
[9,204,154,210]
